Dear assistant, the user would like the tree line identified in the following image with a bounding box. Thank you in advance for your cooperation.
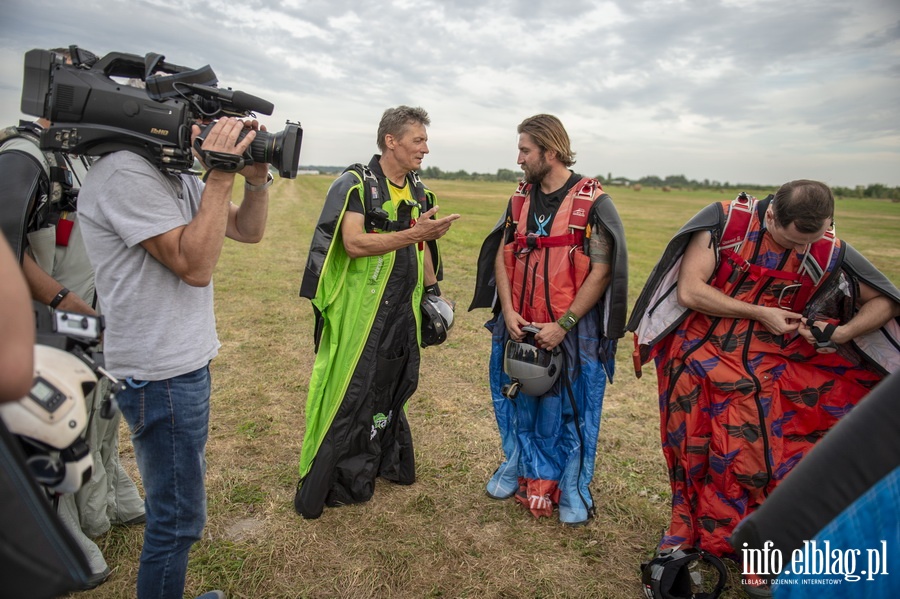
[306,166,900,200]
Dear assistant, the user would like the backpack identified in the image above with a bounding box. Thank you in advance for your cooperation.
[0,122,74,206]
[0,122,84,261]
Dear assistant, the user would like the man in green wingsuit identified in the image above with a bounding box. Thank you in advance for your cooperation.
[295,106,459,519]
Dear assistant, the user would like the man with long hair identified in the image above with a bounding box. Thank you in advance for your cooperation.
[471,114,628,525]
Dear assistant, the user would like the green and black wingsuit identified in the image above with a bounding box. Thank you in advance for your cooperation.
[294,156,441,519]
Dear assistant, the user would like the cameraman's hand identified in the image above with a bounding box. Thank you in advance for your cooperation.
[237,119,271,185]
[191,117,260,179]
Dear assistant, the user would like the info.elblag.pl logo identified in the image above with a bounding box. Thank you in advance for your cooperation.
[741,540,890,586]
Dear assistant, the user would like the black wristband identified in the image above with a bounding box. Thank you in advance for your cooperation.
[424,282,441,296]
[50,287,70,309]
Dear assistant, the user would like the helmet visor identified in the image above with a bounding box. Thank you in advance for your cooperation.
[504,339,554,368]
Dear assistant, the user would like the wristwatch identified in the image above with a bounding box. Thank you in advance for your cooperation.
[245,172,274,191]
[557,310,578,332]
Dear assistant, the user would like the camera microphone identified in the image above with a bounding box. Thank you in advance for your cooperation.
[229,90,274,116]
[182,83,274,116]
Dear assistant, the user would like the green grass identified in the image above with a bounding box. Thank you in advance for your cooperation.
[81,177,899,599]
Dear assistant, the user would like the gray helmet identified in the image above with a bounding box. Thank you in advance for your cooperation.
[502,325,562,397]
[421,294,455,347]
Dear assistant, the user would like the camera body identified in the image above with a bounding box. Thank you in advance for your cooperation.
[20,47,302,177]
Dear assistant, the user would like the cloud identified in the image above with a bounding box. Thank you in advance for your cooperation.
[0,0,897,187]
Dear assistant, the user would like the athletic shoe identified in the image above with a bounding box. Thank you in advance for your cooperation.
[119,512,146,525]
[82,567,111,590]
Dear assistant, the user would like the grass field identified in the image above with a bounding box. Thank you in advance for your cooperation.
[82,177,899,599]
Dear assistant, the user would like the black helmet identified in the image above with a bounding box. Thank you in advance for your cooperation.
[640,546,726,599]
[501,325,562,398]
[421,294,454,347]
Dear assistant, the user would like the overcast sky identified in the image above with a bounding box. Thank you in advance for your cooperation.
[2,0,898,187]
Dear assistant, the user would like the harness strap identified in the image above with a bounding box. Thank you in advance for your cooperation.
[799,227,836,285]
[713,194,837,312]
[790,269,819,310]
[514,231,584,249]
[720,192,754,250]
[359,165,380,205]
[409,169,427,204]
[509,178,599,232]
[569,180,596,230]
[713,193,755,288]
[719,248,803,283]
[509,181,530,225]
[719,246,818,311]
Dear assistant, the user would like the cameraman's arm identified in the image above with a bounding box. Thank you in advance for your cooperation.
[140,118,264,287]
[226,134,270,243]
[22,254,96,315]
[0,235,35,402]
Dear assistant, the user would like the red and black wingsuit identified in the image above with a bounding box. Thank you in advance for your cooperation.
[626,194,900,557]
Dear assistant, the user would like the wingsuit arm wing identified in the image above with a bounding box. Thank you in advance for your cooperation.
[468,212,508,312]
[299,171,361,301]
[626,202,725,334]
[589,194,629,339]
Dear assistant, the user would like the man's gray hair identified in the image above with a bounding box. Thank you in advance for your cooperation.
[377,106,430,152]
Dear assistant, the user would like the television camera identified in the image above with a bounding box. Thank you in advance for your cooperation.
[19,46,302,177]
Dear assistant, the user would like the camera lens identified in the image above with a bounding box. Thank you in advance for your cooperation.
[197,120,303,179]
[247,122,303,179]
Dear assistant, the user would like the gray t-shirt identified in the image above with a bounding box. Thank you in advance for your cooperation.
[77,151,219,380]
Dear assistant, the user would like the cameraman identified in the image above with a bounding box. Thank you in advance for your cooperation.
[78,115,271,599]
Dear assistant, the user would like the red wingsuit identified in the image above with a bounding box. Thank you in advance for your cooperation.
[628,195,899,557]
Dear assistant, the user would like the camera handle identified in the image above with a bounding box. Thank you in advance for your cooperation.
[195,148,248,179]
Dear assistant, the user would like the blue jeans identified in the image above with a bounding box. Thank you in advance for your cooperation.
[119,365,211,599]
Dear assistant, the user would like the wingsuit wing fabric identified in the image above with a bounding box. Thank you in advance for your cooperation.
[627,197,900,557]
[486,309,607,524]
[295,159,437,519]
[472,184,628,524]
[0,149,44,261]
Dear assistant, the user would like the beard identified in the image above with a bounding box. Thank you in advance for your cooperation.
[523,154,551,185]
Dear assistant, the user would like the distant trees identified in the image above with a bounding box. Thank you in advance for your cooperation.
[303,165,900,199]
[831,184,900,201]
[419,166,520,182]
